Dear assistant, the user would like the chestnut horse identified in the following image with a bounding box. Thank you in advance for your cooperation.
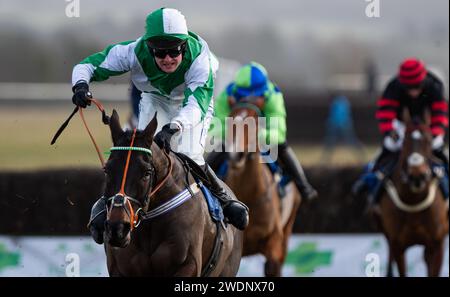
[222,97,301,276]
[374,112,448,276]
[103,110,243,276]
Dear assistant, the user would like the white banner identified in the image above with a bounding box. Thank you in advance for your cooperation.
[0,234,448,277]
[237,234,449,277]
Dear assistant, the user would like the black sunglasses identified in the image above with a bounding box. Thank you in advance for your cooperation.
[152,43,186,59]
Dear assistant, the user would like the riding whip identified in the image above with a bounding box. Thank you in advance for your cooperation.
[50,106,79,145]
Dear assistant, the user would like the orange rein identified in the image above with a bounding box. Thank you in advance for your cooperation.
[78,98,107,167]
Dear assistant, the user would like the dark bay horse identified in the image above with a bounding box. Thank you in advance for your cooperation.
[103,110,243,276]
[222,97,301,276]
[375,112,448,277]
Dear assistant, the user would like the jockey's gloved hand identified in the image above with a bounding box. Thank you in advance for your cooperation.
[383,130,402,152]
[154,123,181,152]
[72,81,92,108]
[432,134,445,150]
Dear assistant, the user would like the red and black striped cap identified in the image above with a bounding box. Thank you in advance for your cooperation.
[398,57,427,86]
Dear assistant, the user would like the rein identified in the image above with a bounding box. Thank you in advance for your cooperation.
[51,98,110,167]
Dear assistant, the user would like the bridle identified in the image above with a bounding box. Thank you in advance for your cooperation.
[106,128,174,230]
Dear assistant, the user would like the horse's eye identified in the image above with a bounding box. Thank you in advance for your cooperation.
[142,169,152,180]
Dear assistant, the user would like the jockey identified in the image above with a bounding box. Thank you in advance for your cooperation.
[353,57,449,204]
[71,8,249,243]
[207,62,318,201]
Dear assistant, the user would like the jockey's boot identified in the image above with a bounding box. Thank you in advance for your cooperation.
[204,164,249,230]
[433,148,449,176]
[278,145,318,201]
[433,148,449,205]
[205,149,228,173]
[353,148,390,196]
[87,196,107,244]
[353,148,399,209]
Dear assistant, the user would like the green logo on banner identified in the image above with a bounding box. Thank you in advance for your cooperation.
[286,242,332,275]
[0,243,20,272]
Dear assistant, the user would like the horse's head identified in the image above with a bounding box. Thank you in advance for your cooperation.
[226,95,264,168]
[400,111,433,193]
[103,110,158,247]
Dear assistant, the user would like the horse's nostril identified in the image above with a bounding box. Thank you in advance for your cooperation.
[122,223,131,235]
[105,221,130,238]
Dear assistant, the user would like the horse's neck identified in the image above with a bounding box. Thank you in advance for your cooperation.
[149,147,187,205]
[230,154,270,195]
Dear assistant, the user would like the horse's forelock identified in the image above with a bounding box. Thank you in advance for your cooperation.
[117,130,145,146]
[406,120,431,138]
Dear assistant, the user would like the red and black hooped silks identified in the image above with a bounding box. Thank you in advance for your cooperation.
[431,100,449,136]
[376,97,399,134]
[376,70,448,137]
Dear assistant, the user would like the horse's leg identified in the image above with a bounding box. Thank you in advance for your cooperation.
[219,229,244,277]
[280,191,301,265]
[149,241,194,276]
[393,247,407,277]
[424,241,444,277]
[174,255,199,277]
[105,247,122,277]
[386,245,394,277]
[263,228,284,277]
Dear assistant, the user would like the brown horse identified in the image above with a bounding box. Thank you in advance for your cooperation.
[102,110,243,276]
[375,112,448,277]
[221,97,301,276]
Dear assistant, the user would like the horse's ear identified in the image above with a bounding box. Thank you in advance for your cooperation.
[402,107,412,125]
[227,96,236,107]
[254,96,265,110]
[109,109,123,145]
[144,112,158,145]
[423,108,431,126]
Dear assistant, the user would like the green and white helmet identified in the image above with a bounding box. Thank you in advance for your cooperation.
[144,8,190,49]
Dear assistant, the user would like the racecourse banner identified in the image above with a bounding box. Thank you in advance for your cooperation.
[0,235,448,277]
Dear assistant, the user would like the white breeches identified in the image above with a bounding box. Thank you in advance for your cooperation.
[137,93,213,165]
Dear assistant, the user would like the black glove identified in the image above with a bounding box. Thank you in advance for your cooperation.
[154,123,181,152]
[72,81,92,108]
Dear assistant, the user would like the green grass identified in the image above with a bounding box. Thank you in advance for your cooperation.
[0,104,377,170]
[0,103,130,170]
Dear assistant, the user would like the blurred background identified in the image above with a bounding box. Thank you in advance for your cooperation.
[0,0,448,276]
